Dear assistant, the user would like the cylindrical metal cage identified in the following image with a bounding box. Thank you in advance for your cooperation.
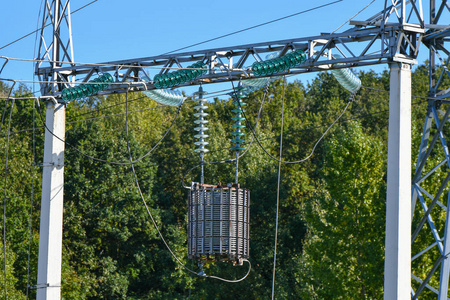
[188,183,250,264]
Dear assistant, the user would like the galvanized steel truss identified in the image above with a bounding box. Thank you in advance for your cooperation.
[34,0,450,298]
[412,1,450,299]
[36,1,426,100]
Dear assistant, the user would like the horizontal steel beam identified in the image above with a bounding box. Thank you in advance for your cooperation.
[36,22,425,98]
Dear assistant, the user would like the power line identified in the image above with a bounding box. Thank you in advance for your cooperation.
[2,82,15,300]
[26,98,37,300]
[34,93,182,166]
[163,0,343,55]
[0,56,232,76]
[331,0,377,34]
[271,78,286,300]
[0,0,99,51]
[124,87,252,282]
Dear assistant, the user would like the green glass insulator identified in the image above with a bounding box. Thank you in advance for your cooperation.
[178,70,188,83]
[100,76,109,89]
[231,138,245,144]
[252,62,262,77]
[290,52,300,64]
[231,131,245,136]
[258,62,268,76]
[287,56,296,68]
[277,58,286,71]
[166,74,174,87]
[160,75,170,88]
[264,61,273,75]
[153,74,161,88]
[65,89,74,101]
[192,63,202,78]
[71,87,81,100]
[99,74,112,90]
[200,62,207,75]
[258,62,267,76]
[293,50,306,64]
[231,146,246,151]
[161,74,169,89]
[231,124,246,129]
[173,72,183,85]
[183,70,193,81]
[78,85,89,98]
[85,83,95,95]
[90,79,100,93]
[273,59,282,73]
[62,89,69,101]
[169,74,178,87]
[232,116,245,121]
[231,108,246,114]
[62,89,70,101]
[103,73,113,83]
[187,63,197,78]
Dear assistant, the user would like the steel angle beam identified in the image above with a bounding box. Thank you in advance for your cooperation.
[411,100,450,299]
[36,22,423,99]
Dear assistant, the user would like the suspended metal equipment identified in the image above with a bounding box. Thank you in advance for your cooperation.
[187,85,251,266]
[188,183,250,265]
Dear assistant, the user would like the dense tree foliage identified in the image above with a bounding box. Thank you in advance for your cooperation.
[0,64,440,298]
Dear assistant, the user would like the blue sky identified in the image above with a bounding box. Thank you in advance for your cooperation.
[0,0,431,97]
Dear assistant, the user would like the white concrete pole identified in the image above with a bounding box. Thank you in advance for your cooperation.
[384,62,412,300]
[36,101,65,300]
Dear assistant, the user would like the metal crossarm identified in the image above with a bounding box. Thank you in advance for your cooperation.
[36,22,424,99]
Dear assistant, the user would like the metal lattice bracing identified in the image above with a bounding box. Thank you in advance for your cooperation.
[411,1,450,298]
[188,183,250,265]
[36,0,75,96]
[35,1,425,100]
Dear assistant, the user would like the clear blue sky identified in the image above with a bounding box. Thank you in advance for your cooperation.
[0,0,430,97]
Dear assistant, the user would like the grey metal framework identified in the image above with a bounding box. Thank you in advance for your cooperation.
[188,183,250,265]
[34,0,450,299]
[411,1,450,299]
[36,1,425,100]
[35,0,75,96]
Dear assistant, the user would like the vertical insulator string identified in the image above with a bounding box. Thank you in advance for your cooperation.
[231,84,247,184]
[194,86,208,184]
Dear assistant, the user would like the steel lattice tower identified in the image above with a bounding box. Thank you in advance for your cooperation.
[32,0,450,299]
[411,1,450,298]
[35,1,74,299]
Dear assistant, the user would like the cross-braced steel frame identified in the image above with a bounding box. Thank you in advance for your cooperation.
[36,1,425,100]
[34,0,450,299]
[411,1,450,299]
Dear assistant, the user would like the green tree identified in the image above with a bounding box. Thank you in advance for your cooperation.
[300,121,386,299]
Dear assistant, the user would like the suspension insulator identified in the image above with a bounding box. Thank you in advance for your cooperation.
[242,77,272,87]
[62,73,114,102]
[143,89,186,106]
[194,87,209,153]
[230,87,246,152]
[153,61,207,89]
[330,55,361,94]
[251,49,306,77]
